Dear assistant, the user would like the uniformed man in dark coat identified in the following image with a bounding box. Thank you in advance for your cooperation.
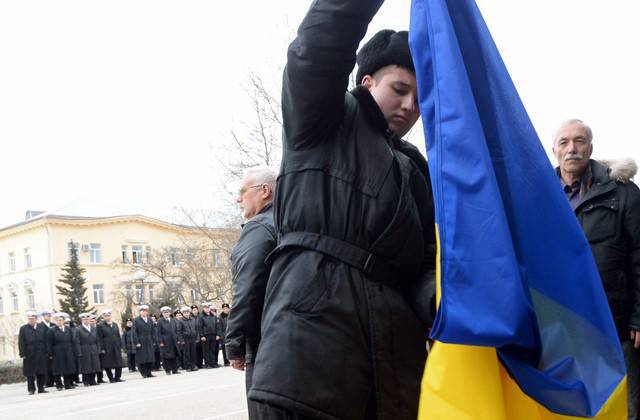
[176,306,199,371]
[132,304,157,378]
[249,1,437,418]
[198,302,220,369]
[75,313,101,386]
[173,310,184,370]
[38,309,55,387]
[121,319,136,372]
[89,314,106,383]
[47,313,78,390]
[97,309,125,383]
[218,303,230,366]
[19,311,49,395]
[190,305,204,368]
[226,166,277,417]
[157,306,180,375]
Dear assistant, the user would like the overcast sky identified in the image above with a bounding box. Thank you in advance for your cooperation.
[1,1,638,229]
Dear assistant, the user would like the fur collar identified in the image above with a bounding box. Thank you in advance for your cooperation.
[598,158,638,183]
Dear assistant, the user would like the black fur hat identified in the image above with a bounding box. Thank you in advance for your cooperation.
[355,30,414,85]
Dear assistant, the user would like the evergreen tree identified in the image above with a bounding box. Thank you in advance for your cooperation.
[57,241,93,323]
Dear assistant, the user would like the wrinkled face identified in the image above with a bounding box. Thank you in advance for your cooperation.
[362,65,420,138]
[236,176,273,220]
[553,122,593,177]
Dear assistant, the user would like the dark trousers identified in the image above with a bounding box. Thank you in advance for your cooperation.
[138,362,154,377]
[196,342,204,368]
[220,338,229,365]
[54,374,74,389]
[82,373,96,385]
[182,340,197,370]
[104,367,122,381]
[162,356,178,374]
[45,359,54,387]
[246,363,259,419]
[202,335,218,367]
[127,353,136,372]
[154,351,161,370]
[26,375,46,393]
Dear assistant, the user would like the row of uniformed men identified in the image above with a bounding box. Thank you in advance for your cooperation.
[18,309,125,394]
[125,303,229,378]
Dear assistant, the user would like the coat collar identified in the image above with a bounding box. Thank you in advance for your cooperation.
[351,85,389,135]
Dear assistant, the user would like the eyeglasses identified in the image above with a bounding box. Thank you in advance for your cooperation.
[238,184,263,195]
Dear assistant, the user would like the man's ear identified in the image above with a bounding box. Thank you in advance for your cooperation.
[361,74,375,90]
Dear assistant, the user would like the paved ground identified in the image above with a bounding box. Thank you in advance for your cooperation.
[0,366,248,420]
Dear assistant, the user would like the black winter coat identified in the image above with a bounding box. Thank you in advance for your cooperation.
[122,327,135,353]
[249,1,436,419]
[157,317,179,359]
[571,160,640,340]
[131,317,156,364]
[226,204,276,362]
[47,326,77,375]
[97,321,123,368]
[176,317,198,344]
[218,313,228,338]
[19,324,48,376]
[75,326,101,374]
[198,313,222,337]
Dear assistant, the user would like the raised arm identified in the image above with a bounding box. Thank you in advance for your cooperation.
[282,0,384,149]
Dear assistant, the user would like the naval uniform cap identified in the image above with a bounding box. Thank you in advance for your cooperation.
[160,306,172,312]
[89,314,97,319]
[26,310,38,317]
[201,302,211,307]
[40,309,54,316]
[101,308,112,316]
[53,312,66,320]
[138,304,150,312]
[180,306,191,313]
[79,313,90,319]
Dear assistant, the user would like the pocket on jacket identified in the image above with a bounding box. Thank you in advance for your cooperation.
[582,199,619,243]
[289,256,337,315]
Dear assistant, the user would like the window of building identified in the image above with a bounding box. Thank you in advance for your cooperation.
[145,246,152,264]
[93,284,105,304]
[8,252,16,272]
[170,248,179,266]
[132,246,143,265]
[24,248,32,269]
[135,285,144,304]
[213,250,224,268]
[11,292,18,312]
[0,296,4,314]
[148,285,154,302]
[121,246,129,264]
[89,243,102,264]
[26,289,35,309]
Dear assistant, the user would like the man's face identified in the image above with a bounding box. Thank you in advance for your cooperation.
[222,307,230,315]
[27,317,37,326]
[104,314,112,323]
[43,315,51,323]
[126,320,133,327]
[191,308,198,316]
[236,177,271,220]
[203,307,210,315]
[176,313,183,320]
[82,318,90,326]
[140,309,148,318]
[162,311,171,319]
[362,65,420,138]
[182,311,191,319]
[553,122,593,176]
[56,317,65,327]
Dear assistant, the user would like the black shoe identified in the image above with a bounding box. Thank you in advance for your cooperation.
[84,384,91,387]
[97,380,107,384]
[38,389,48,394]
[64,385,73,390]
[224,363,230,366]
[29,391,35,395]
[109,379,116,383]
[147,373,155,378]
[165,371,171,375]
[115,379,125,382]
[56,386,64,391]
[172,371,180,374]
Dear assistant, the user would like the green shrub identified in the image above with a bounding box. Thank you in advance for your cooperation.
[0,362,24,385]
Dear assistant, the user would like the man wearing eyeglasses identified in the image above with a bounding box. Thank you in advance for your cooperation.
[227,166,277,419]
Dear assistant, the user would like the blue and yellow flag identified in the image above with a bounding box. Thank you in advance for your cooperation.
[408,0,627,418]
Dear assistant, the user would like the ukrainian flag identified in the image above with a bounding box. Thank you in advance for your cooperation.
[408,0,627,418]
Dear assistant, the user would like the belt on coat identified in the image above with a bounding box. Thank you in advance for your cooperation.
[268,231,395,280]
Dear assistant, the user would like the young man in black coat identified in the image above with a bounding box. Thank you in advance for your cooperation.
[226,166,277,418]
[75,313,101,386]
[249,1,437,418]
[47,313,78,390]
[97,309,125,383]
[157,306,180,375]
[121,319,136,372]
[19,311,48,395]
[38,309,55,387]
[176,306,199,371]
[132,305,157,378]
[198,302,221,369]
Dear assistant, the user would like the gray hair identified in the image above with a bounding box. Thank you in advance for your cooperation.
[243,166,277,190]
[552,119,593,145]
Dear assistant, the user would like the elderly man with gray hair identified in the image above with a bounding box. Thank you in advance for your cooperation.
[553,119,640,419]
[226,165,277,418]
